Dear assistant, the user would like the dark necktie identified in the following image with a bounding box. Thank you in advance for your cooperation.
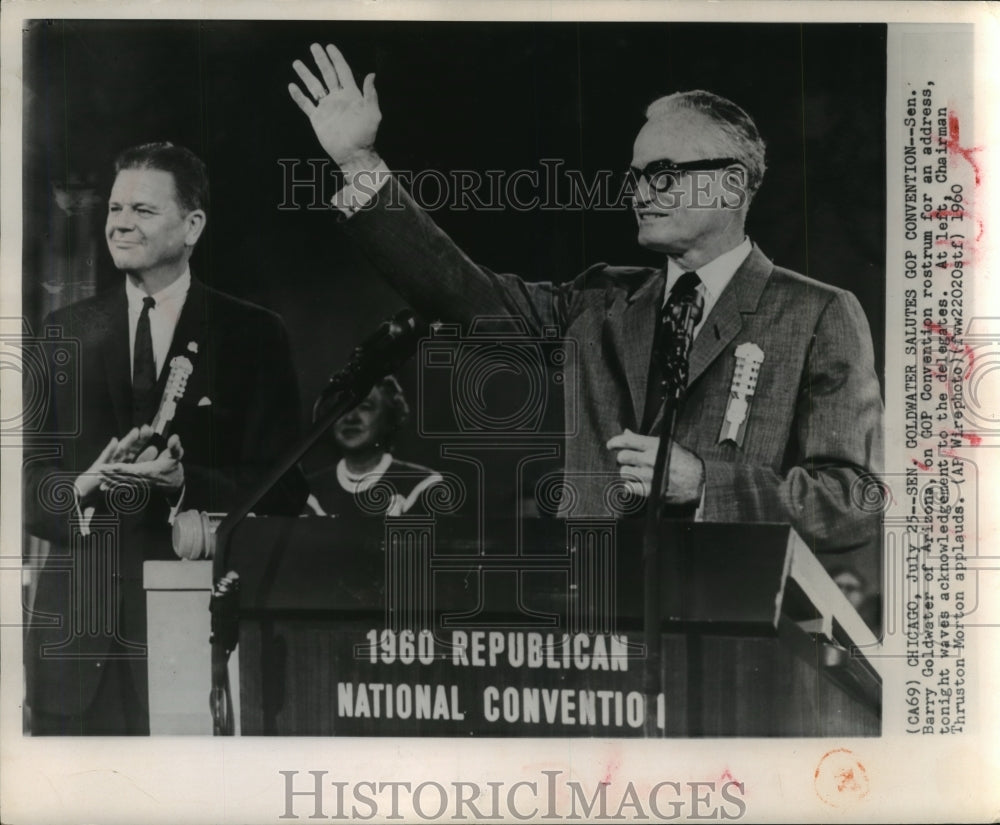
[132,295,157,426]
[641,271,703,433]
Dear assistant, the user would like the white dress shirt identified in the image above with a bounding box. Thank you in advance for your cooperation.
[663,239,752,518]
[663,237,753,339]
[125,267,191,378]
[334,169,751,519]
[332,163,393,215]
[77,268,192,534]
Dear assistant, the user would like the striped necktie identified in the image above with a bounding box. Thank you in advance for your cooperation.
[641,271,703,433]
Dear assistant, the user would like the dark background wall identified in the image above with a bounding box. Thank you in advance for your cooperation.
[22,20,886,476]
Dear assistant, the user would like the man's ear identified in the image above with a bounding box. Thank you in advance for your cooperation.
[183,209,207,247]
[721,166,751,210]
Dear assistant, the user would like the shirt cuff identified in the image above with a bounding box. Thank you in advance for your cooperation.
[167,483,187,526]
[73,485,95,536]
[692,457,707,521]
[305,493,327,517]
[331,162,391,217]
[693,486,706,521]
[77,503,96,536]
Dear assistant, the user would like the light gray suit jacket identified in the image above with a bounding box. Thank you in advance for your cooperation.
[343,177,883,554]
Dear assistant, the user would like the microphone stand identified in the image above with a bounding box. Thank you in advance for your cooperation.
[641,295,703,737]
[208,309,429,735]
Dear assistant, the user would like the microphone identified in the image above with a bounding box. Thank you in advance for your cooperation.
[315,309,431,413]
[208,310,431,735]
[660,289,704,401]
[641,285,704,735]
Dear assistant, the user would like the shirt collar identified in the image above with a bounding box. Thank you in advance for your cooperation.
[125,267,192,311]
[665,237,752,302]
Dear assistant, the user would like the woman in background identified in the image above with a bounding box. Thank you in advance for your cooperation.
[306,375,443,517]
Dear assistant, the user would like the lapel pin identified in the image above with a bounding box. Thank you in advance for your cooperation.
[719,342,764,447]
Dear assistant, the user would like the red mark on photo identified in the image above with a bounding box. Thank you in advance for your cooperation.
[923,319,976,379]
[912,458,932,471]
[944,111,983,186]
[923,207,986,245]
[922,209,984,244]
[814,748,870,807]
[924,208,967,221]
[932,234,982,262]
[947,430,982,446]
[601,755,622,785]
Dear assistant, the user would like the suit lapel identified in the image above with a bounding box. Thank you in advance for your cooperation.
[687,246,772,387]
[153,278,211,408]
[604,270,664,429]
[103,277,212,434]
[100,286,134,434]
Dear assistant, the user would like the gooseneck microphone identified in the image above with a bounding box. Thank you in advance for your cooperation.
[641,280,704,736]
[208,308,432,735]
[315,309,430,416]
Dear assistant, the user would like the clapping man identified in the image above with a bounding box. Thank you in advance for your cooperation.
[24,142,307,734]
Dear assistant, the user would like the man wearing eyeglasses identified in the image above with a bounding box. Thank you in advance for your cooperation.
[288,44,883,556]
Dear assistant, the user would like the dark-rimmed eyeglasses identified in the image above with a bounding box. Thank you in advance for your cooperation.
[626,157,741,193]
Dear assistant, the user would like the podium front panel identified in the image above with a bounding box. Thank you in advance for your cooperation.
[224,517,880,737]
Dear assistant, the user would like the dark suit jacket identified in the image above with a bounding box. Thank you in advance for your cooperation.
[343,177,883,554]
[24,277,307,717]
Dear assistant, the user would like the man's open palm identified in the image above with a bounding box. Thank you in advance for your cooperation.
[288,43,381,169]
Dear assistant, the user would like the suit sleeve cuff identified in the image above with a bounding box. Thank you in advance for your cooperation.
[332,162,392,217]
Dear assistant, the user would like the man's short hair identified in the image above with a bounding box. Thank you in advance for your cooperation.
[113,141,209,214]
[645,91,767,200]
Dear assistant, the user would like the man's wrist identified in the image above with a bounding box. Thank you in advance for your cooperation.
[333,158,391,217]
[337,148,382,176]
[73,475,97,503]
[166,464,185,499]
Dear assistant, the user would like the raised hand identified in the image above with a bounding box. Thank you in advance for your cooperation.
[288,43,381,171]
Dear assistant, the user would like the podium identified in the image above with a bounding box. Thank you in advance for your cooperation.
[213,516,880,737]
[143,560,241,734]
